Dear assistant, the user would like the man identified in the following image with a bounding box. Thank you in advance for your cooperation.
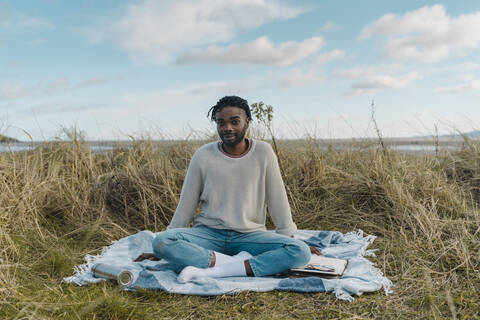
[135,96,316,283]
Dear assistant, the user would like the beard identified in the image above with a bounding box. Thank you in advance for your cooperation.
[220,123,248,148]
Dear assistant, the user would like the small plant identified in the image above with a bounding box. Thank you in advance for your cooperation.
[251,101,284,174]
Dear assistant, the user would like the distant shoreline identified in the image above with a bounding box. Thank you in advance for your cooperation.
[1,130,479,145]
[0,135,20,143]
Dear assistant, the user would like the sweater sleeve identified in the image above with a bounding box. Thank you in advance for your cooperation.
[167,152,203,229]
[265,145,297,237]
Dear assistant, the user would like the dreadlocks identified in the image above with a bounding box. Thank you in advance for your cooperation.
[207,96,252,122]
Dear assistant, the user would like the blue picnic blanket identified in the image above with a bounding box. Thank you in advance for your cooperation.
[64,229,393,301]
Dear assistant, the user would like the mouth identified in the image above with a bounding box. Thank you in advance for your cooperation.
[222,133,235,140]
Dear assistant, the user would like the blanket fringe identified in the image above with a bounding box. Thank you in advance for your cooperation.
[63,240,120,285]
[328,230,394,301]
[351,229,394,297]
[333,287,355,302]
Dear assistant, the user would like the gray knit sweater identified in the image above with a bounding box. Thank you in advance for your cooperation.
[167,139,297,236]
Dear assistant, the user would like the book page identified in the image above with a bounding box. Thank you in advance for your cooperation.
[291,255,348,275]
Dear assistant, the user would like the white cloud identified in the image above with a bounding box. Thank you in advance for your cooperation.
[338,64,420,95]
[30,101,108,115]
[337,64,401,78]
[457,74,475,82]
[435,78,480,93]
[456,62,480,72]
[0,75,128,101]
[314,49,345,65]
[73,75,126,89]
[91,0,305,64]
[320,22,339,32]
[44,78,69,94]
[74,77,107,89]
[176,36,324,66]
[0,9,53,32]
[0,83,31,100]
[423,61,480,74]
[349,72,420,95]
[360,5,480,62]
[10,15,52,31]
[279,68,323,88]
[120,79,265,113]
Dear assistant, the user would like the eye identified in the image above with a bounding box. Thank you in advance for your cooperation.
[232,120,239,125]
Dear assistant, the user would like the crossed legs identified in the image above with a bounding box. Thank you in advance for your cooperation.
[151,225,311,282]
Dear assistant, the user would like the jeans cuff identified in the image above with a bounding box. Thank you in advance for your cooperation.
[204,250,214,269]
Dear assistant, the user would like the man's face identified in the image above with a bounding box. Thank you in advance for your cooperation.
[215,106,249,147]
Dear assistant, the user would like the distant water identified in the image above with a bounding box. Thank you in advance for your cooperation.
[0,144,35,152]
[90,145,115,152]
[391,145,458,152]
[320,144,459,153]
[0,143,115,153]
[0,143,460,154]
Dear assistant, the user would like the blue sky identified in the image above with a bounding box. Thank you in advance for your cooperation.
[1,0,480,141]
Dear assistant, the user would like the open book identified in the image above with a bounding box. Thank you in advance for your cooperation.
[290,255,348,278]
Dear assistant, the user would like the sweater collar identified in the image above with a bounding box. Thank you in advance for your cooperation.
[217,138,253,158]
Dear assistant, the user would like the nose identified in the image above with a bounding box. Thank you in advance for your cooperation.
[224,123,234,132]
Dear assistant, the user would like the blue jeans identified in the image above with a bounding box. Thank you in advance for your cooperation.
[152,225,311,277]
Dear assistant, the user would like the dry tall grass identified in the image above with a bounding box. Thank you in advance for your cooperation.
[0,135,479,319]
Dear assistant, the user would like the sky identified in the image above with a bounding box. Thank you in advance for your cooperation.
[1,0,480,141]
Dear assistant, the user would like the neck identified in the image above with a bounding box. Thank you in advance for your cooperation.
[222,138,248,155]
